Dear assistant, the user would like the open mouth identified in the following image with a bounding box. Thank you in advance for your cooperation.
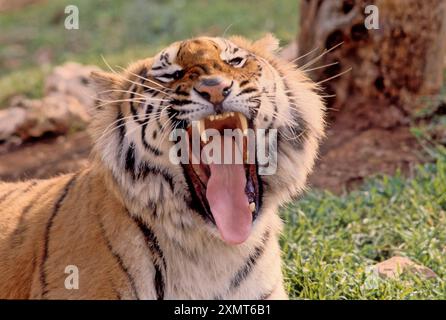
[182,111,262,245]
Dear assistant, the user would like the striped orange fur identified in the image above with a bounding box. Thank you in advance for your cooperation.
[0,35,325,299]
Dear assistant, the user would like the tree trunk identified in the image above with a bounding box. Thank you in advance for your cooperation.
[298,0,446,129]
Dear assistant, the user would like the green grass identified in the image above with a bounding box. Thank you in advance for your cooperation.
[0,0,298,106]
[282,147,446,299]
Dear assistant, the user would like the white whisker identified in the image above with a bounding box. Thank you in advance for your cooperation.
[316,67,352,85]
[299,42,344,70]
[118,67,173,92]
[290,46,320,63]
[303,61,339,73]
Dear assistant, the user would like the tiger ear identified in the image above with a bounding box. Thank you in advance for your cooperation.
[90,70,122,101]
[253,33,280,53]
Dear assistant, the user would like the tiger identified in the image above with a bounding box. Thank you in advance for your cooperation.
[0,34,325,299]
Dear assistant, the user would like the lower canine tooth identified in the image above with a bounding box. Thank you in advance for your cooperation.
[249,202,256,213]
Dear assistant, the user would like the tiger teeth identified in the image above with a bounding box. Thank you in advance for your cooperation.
[249,202,256,213]
[206,112,245,122]
[208,113,233,121]
[238,113,248,134]
[199,112,249,141]
[199,119,207,143]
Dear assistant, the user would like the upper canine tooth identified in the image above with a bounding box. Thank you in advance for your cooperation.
[198,119,207,143]
[238,113,248,133]
[200,123,208,143]
[199,118,205,133]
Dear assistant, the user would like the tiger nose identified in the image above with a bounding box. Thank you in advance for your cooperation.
[194,77,233,107]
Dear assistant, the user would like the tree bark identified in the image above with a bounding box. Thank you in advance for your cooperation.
[298,0,446,129]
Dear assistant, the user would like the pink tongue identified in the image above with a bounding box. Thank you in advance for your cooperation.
[205,137,252,245]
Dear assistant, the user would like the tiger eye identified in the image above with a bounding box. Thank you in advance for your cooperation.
[189,72,198,80]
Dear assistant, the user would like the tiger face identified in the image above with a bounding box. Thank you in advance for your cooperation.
[91,34,325,245]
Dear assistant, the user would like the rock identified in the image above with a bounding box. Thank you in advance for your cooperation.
[0,94,90,143]
[0,107,27,141]
[0,62,100,149]
[373,256,437,280]
[44,62,100,113]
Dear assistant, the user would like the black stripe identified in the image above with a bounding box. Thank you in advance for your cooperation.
[0,181,37,205]
[174,87,189,96]
[22,181,38,193]
[140,105,163,157]
[167,107,188,130]
[130,85,145,125]
[278,72,309,149]
[258,288,274,300]
[143,87,160,97]
[40,175,77,298]
[131,215,166,300]
[171,99,192,106]
[196,64,210,75]
[141,123,163,156]
[177,42,186,61]
[237,87,258,97]
[267,83,278,130]
[139,67,148,79]
[248,95,262,119]
[160,51,171,65]
[153,265,165,300]
[145,103,154,116]
[239,80,250,88]
[116,109,126,160]
[0,189,16,205]
[125,143,136,179]
[110,279,123,300]
[115,290,122,300]
[97,218,140,300]
[11,183,54,247]
[137,162,174,192]
[6,180,39,205]
[230,230,270,290]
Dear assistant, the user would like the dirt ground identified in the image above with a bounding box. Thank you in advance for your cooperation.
[0,119,423,194]
[0,132,91,182]
[309,124,422,193]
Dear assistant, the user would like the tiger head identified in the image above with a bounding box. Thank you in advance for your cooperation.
[90,34,325,245]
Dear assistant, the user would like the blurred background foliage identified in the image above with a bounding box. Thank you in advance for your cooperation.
[0,0,297,96]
